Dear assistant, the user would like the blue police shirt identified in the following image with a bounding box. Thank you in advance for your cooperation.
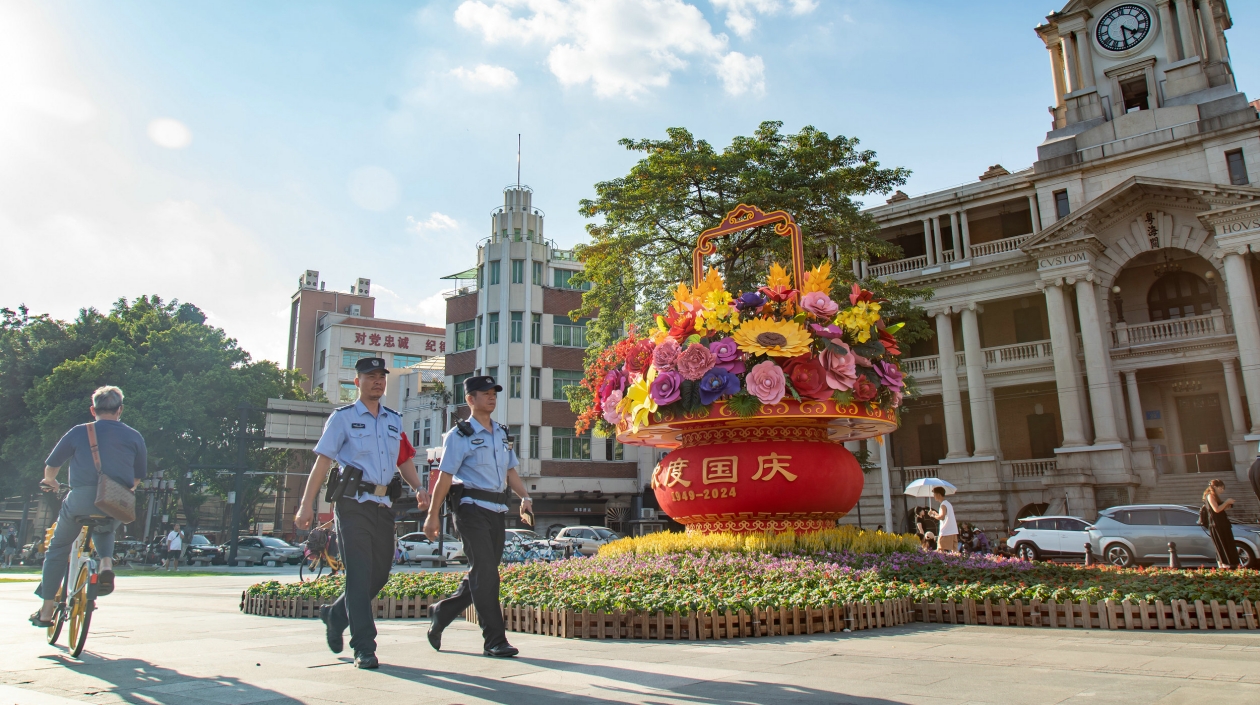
[437,418,518,513]
[313,400,403,507]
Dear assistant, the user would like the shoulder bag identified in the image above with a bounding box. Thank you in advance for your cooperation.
[86,422,137,523]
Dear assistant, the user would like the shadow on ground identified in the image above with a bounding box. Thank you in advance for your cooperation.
[38,653,295,704]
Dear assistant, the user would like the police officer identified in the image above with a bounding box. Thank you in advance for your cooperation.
[295,357,429,669]
[424,375,532,658]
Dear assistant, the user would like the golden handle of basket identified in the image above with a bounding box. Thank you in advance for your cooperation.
[692,204,805,289]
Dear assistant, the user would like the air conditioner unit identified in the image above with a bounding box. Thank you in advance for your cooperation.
[638,508,657,520]
[301,270,319,289]
[356,278,371,297]
[345,304,361,316]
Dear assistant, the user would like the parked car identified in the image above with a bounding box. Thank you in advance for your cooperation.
[186,534,225,566]
[398,532,464,564]
[1087,504,1258,568]
[221,536,302,566]
[1006,515,1091,561]
[552,526,623,556]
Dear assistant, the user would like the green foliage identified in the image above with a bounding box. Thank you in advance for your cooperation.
[725,391,762,417]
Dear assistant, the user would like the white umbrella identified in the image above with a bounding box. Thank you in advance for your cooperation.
[904,477,957,498]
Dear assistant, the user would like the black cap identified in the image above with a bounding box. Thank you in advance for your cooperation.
[464,375,502,394]
[355,357,389,374]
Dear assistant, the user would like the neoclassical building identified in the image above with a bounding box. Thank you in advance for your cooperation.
[857,0,1260,529]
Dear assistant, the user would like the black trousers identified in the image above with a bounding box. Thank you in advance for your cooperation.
[430,503,507,649]
[329,497,395,654]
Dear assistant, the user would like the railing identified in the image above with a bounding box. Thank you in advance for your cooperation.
[939,250,957,264]
[903,466,940,481]
[901,356,938,376]
[868,255,928,278]
[983,341,1054,367]
[1004,458,1057,478]
[967,233,1032,258]
[955,351,966,368]
[442,284,478,299]
[1112,311,1226,347]
[551,249,578,261]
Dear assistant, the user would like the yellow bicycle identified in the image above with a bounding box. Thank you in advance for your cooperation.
[45,516,110,658]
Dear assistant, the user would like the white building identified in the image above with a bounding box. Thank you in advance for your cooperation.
[308,311,445,404]
[846,0,1260,533]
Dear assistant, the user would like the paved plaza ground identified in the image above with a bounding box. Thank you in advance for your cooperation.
[1,574,1258,704]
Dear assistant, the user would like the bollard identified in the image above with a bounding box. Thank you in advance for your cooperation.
[1168,541,1181,569]
[1083,542,1094,566]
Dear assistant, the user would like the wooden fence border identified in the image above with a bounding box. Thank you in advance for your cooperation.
[239,592,1259,638]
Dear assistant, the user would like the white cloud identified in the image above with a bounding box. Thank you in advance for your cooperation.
[715,51,765,96]
[347,166,400,212]
[407,212,459,232]
[449,64,519,90]
[711,0,817,38]
[147,118,192,149]
[453,0,767,98]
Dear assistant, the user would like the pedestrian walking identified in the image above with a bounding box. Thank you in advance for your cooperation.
[3,526,18,567]
[1203,479,1240,569]
[930,487,959,552]
[164,524,183,571]
[293,357,428,669]
[30,386,146,627]
[424,375,533,658]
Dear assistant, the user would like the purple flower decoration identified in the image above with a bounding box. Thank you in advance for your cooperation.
[698,367,741,405]
[649,369,683,405]
[874,360,903,389]
[708,338,744,374]
[734,291,766,312]
[599,369,627,400]
[810,323,845,339]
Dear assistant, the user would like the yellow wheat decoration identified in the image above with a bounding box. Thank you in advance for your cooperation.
[598,525,919,559]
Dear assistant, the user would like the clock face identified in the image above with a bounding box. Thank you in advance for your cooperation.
[1096,4,1152,52]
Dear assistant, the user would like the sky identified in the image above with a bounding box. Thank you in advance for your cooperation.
[2,0,1257,365]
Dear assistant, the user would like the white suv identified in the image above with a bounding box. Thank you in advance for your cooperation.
[1006,515,1091,562]
[553,526,623,556]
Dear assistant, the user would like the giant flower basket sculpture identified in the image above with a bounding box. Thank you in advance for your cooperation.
[580,205,905,533]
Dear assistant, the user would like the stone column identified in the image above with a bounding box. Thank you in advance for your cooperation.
[960,306,995,456]
[935,312,969,459]
[931,216,944,263]
[1176,0,1202,59]
[959,210,972,257]
[1074,278,1121,443]
[1028,195,1041,233]
[1222,252,1260,433]
[922,218,935,265]
[1043,282,1087,447]
[1123,371,1148,442]
[1061,33,1080,92]
[949,212,962,261]
[1196,0,1221,63]
[1157,1,1181,61]
[1049,43,1068,107]
[1222,358,1247,436]
[1073,30,1095,87]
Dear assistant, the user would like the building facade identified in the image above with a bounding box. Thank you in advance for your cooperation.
[443,185,656,534]
[850,0,1260,532]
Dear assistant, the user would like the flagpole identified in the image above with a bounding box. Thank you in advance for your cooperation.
[878,435,893,532]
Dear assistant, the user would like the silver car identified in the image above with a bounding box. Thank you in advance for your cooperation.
[1087,504,1258,568]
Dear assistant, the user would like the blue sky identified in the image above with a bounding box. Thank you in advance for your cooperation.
[2,0,1256,364]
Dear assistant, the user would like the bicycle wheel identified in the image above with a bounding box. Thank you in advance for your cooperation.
[47,585,66,645]
[67,564,92,658]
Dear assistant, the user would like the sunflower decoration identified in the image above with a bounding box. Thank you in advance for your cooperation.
[732,317,812,357]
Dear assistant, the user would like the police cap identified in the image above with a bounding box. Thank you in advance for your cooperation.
[464,375,502,394]
[355,357,390,374]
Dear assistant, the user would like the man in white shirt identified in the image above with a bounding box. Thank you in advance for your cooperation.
[930,488,959,552]
[164,525,183,572]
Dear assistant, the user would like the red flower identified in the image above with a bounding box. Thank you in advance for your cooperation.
[624,340,655,378]
[758,285,799,305]
[852,377,878,402]
[879,329,901,356]
[664,304,696,340]
[783,355,832,401]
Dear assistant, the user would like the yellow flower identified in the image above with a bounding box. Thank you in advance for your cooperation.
[767,262,792,289]
[801,261,833,295]
[696,290,734,336]
[622,370,658,432]
[693,267,726,301]
[731,317,812,357]
[836,301,881,343]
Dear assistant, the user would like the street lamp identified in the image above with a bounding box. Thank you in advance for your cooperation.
[1111,285,1124,323]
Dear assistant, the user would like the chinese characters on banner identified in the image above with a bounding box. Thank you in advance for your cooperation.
[351,331,445,353]
[654,453,795,502]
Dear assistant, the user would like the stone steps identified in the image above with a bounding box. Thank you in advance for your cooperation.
[1135,474,1260,522]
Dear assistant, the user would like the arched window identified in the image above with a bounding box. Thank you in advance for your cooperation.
[1147,272,1212,321]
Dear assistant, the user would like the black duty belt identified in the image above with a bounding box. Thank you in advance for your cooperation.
[448,484,510,504]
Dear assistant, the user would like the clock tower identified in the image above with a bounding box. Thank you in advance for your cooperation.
[1034,0,1244,170]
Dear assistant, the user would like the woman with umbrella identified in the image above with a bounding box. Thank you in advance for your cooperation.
[905,478,959,552]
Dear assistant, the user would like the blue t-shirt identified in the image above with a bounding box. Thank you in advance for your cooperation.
[46,421,148,489]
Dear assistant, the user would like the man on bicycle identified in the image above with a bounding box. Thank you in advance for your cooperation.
[30,386,146,628]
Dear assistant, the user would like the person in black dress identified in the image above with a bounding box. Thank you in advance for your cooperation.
[1204,479,1239,570]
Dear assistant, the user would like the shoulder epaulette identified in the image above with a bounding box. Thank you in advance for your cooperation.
[382,405,399,416]
[333,403,355,412]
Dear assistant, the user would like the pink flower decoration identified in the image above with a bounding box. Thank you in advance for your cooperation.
[676,342,716,381]
[820,347,858,391]
[709,338,744,374]
[602,389,624,425]
[746,360,786,405]
[652,337,681,371]
[649,370,683,405]
[800,291,839,319]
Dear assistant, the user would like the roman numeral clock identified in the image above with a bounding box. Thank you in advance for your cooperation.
[1095,3,1153,53]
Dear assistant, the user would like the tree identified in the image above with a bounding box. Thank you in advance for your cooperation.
[2,296,311,539]
[572,121,932,352]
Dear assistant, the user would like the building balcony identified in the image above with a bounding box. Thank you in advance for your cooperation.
[441,283,478,299]
[1002,458,1056,480]
[1110,310,1228,348]
[867,233,1033,279]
